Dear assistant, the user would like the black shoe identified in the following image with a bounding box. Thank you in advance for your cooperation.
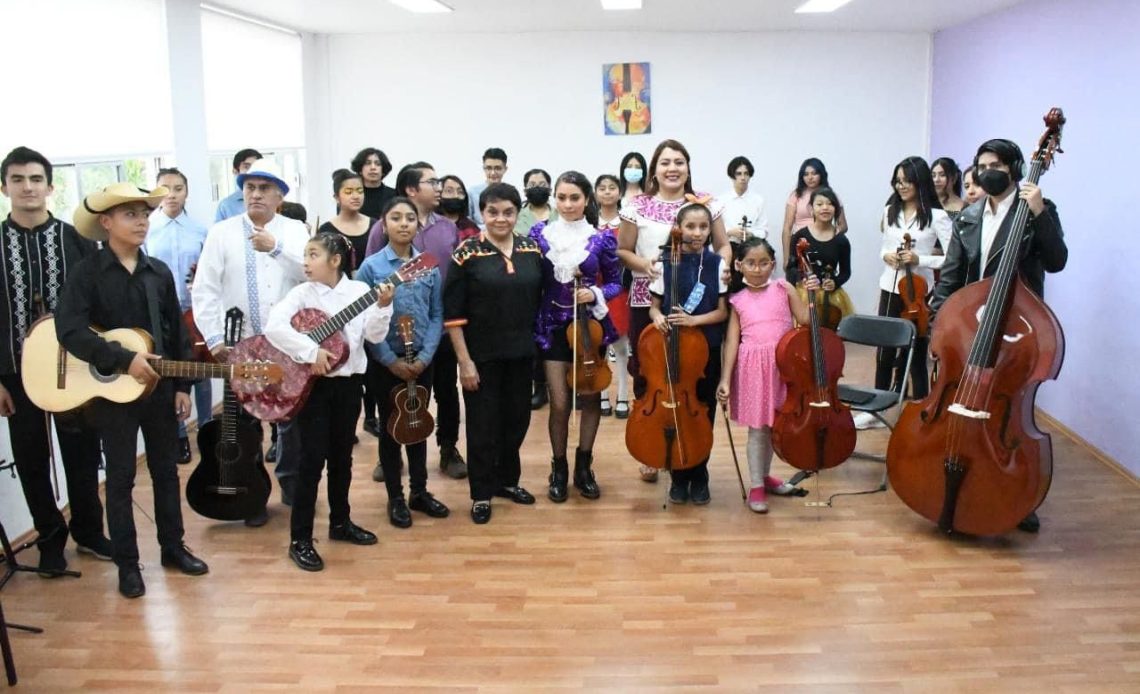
[289,539,324,571]
[329,519,378,545]
[530,386,548,410]
[75,535,114,561]
[280,476,295,506]
[470,501,492,524]
[178,437,192,465]
[669,482,689,504]
[573,449,600,500]
[600,398,613,417]
[372,462,386,482]
[388,497,413,528]
[36,528,68,577]
[1017,510,1041,533]
[493,486,536,505]
[244,507,269,528]
[266,442,278,463]
[690,480,711,505]
[408,491,450,518]
[363,418,381,437]
[439,445,468,479]
[160,544,209,575]
[548,457,569,503]
[118,565,146,598]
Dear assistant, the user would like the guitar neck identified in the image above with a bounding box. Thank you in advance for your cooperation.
[307,275,408,343]
[152,360,232,380]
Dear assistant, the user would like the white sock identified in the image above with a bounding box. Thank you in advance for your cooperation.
[747,427,774,487]
[614,337,630,402]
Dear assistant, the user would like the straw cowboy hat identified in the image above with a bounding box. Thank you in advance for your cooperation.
[236,159,290,195]
[73,182,169,242]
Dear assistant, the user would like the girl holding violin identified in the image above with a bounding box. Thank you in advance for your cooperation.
[862,156,952,429]
[647,200,728,505]
[595,173,631,418]
[784,187,855,325]
[529,172,622,502]
[617,138,732,483]
[716,238,815,513]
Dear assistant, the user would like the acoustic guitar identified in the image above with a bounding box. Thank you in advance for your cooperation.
[20,316,282,413]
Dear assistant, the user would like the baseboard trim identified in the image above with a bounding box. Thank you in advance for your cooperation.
[1037,408,1139,487]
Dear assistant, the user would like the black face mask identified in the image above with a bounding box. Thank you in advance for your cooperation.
[525,187,551,206]
[977,168,1012,196]
[439,197,466,214]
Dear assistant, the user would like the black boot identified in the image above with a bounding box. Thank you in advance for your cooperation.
[547,456,569,503]
[573,448,600,500]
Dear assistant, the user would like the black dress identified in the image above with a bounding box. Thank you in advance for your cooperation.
[318,219,374,271]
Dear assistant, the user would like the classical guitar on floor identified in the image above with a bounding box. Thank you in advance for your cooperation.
[20,316,283,413]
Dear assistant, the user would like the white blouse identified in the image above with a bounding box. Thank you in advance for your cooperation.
[877,207,954,293]
[619,193,725,277]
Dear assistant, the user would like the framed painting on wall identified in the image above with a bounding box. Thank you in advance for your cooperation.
[603,62,651,136]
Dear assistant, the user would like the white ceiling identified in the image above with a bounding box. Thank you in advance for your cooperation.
[206,0,1026,35]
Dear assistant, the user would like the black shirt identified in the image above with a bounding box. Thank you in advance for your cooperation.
[443,234,543,363]
[55,246,192,393]
[317,219,374,271]
[0,214,97,374]
[785,227,852,288]
[361,184,397,220]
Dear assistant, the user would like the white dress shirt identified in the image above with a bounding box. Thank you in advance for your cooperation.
[264,276,393,378]
[719,188,770,239]
[877,207,954,293]
[981,191,1017,267]
[191,212,308,349]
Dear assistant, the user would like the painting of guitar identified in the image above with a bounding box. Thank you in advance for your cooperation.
[229,253,438,422]
[20,316,283,413]
[186,307,272,522]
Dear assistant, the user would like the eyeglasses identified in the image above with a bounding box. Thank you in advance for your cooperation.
[893,180,913,188]
[420,178,442,189]
[740,259,774,270]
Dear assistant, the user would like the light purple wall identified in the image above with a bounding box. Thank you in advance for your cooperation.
[931,0,1140,475]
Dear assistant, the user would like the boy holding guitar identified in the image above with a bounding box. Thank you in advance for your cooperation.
[55,183,209,598]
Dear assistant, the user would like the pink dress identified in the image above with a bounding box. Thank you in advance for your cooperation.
[729,282,794,428]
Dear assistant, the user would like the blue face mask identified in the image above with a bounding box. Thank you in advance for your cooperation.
[623,168,644,184]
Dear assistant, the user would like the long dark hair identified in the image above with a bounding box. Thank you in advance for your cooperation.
[931,156,963,198]
[727,236,778,294]
[554,171,599,227]
[440,174,471,220]
[794,157,830,198]
[309,230,354,278]
[618,151,647,196]
[886,156,941,230]
[645,139,695,198]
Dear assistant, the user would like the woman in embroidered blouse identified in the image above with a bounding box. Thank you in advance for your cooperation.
[529,171,621,503]
[781,157,848,263]
[617,138,731,483]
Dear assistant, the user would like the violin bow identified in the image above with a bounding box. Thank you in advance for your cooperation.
[720,403,747,502]
[571,277,579,434]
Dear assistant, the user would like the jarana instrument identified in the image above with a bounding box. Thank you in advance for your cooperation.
[385,315,435,446]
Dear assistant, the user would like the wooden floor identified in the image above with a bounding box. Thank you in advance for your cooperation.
[4,346,1140,692]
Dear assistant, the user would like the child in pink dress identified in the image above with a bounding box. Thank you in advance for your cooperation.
[717,238,814,513]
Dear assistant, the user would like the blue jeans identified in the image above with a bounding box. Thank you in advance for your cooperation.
[177,379,214,439]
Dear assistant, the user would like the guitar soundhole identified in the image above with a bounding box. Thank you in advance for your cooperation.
[89,363,119,383]
[215,441,241,464]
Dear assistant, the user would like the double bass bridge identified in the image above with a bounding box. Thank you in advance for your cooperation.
[947,403,991,420]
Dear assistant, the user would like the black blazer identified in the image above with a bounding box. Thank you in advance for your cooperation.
[930,195,1067,321]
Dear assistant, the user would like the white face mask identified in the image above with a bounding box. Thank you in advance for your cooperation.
[623,168,644,184]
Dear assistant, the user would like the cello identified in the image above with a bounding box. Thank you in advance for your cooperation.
[624,227,713,473]
[566,277,612,397]
[887,108,1066,536]
[772,238,856,472]
[896,233,931,338]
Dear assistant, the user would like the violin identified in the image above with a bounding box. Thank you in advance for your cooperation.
[566,278,612,395]
[386,315,435,445]
[896,233,930,337]
[816,265,843,331]
[772,238,856,472]
[625,227,713,472]
[183,262,214,363]
[887,108,1067,536]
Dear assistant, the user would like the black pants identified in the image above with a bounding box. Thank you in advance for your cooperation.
[670,353,721,486]
[627,306,651,399]
[373,363,434,499]
[362,359,382,422]
[432,334,461,448]
[1,374,105,546]
[463,357,532,501]
[87,380,184,568]
[874,290,930,399]
[290,376,361,541]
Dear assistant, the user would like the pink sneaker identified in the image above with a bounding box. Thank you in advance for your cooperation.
[764,475,796,496]
[748,486,769,513]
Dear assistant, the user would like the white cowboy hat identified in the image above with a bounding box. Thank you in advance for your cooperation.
[73,182,169,241]
[236,158,290,195]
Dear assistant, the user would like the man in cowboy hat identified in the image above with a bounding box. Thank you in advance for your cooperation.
[0,146,111,575]
[192,159,307,515]
[56,181,209,598]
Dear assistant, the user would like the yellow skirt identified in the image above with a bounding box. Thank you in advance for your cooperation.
[795,285,855,328]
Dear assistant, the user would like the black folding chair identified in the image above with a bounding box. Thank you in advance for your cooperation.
[836,315,917,488]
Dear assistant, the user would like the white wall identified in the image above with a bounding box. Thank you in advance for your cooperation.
[319,29,932,310]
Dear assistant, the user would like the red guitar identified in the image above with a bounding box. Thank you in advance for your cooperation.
[229,254,438,422]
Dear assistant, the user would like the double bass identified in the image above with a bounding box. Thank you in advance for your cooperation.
[566,278,612,396]
[896,233,931,338]
[887,108,1066,536]
[625,228,712,473]
[772,238,856,472]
